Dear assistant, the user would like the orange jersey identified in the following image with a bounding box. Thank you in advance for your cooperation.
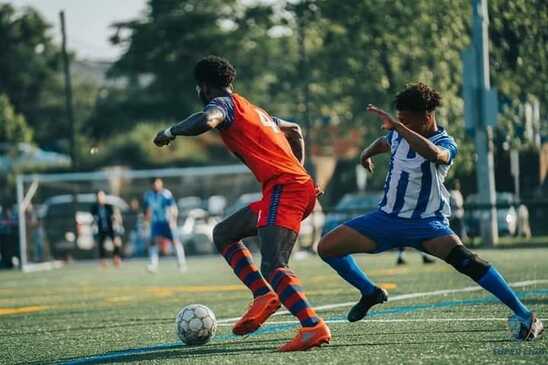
[205,93,310,185]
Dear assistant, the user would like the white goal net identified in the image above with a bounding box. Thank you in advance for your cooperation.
[15,165,256,272]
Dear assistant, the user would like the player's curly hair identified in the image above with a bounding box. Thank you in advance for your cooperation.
[194,55,236,88]
[394,82,442,113]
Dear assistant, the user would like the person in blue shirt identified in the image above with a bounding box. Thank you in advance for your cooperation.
[318,82,543,341]
[143,178,186,272]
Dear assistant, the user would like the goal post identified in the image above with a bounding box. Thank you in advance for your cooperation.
[15,164,253,272]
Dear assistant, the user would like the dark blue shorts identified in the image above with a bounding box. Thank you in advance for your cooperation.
[151,221,175,241]
[344,209,454,253]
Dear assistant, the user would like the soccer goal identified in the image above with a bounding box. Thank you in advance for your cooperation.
[15,164,255,272]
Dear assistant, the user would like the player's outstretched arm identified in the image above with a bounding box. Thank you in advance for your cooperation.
[359,137,390,173]
[274,117,305,165]
[367,104,450,164]
[153,108,225,147]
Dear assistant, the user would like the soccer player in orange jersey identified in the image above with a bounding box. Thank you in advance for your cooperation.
[153,56,330,351]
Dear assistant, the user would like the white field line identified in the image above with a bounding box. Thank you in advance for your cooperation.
[216,279,548,325]
[217,318,511,327]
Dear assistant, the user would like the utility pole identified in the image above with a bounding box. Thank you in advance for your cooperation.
[59,11,76,168]
[295,1,315,179]
[462,0,498,246]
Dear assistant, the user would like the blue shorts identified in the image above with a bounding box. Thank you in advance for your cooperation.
[344,210,454,253]
[151,221,175,241]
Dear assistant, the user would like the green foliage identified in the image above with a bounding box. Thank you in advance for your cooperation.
[489,0,548,147]
[3,0,546,195]
[0,3,64,147]
[88,0,299,141]
[91,122,209,168]
[0,94,33,144]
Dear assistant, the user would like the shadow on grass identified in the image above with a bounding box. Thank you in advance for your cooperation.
[324,337,512,351]
[337,327,506,338]
[43,339,283,365]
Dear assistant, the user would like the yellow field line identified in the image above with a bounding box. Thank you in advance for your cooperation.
[0,305,48,316]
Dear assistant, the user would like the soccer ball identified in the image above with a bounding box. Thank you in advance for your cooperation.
[176,304,217,345]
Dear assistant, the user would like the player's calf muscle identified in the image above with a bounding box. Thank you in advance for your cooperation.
[260,256,287,278]
[212,224,231,252]
[259,226,296,277]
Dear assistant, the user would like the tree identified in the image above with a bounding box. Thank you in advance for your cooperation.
[0,4,65,148]
[0,94,33,144]
[289,0,472,190]
[88,0,300,139]
[489,0,548,148]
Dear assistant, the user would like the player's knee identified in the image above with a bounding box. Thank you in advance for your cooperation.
[212,223,230,252]
[445,245,490,281]
[317,241,329,258]
[317,237,335,258]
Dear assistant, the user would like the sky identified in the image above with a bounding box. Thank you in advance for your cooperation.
[8,0,147,60]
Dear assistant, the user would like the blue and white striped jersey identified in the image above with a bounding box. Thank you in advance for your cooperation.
[378,127,457,220]
[143,189,175,223]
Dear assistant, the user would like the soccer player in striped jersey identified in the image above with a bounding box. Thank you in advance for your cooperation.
[318,83,543,341]
[153,56,330,351]
[143,178,187,273]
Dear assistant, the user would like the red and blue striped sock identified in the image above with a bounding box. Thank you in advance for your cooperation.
[221,242,271,298]
[268,267,320,327]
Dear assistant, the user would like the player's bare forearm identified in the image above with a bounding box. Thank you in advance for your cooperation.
[284,129,305,165]
[361,137,390,160]
[393,123,449,163]
[367,104,449,164]
[154,109,224,146]
[359,137,389,173]
[276,118,305,165]
[171,110,222,136]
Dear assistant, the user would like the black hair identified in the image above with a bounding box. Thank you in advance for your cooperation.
[194,55,236,88]
[394,82,442,113]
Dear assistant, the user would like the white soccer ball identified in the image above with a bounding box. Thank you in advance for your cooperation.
[176,304,217,345]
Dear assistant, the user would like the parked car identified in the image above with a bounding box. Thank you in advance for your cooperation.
[463,192,518,237]
[222,193,262,251]
[178,208,219,255]
[223,193,262,217]
[177,196,205,216]
[38,194,129,259]
[298,201,325,250]
[322,192,384,235]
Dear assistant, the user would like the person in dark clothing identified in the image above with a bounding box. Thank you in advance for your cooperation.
[90,191,123,268]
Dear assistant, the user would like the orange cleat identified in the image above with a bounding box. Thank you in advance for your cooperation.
[233,291,281,336]
[278,320,331,352]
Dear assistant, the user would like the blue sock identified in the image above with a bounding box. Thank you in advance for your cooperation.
[477,267,531,320]
[321,254,376,296]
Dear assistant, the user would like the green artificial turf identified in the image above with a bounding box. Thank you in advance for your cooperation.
[1,248,547,364]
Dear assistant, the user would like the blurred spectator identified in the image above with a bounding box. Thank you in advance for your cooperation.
[90,191,123,268]
[143,178,186,272]
[396,248,435,265]
[26,203,46,262]
[128,198,147,257]
[449,180,467,240]
[517,204,532,239]
[0,206,18,268]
